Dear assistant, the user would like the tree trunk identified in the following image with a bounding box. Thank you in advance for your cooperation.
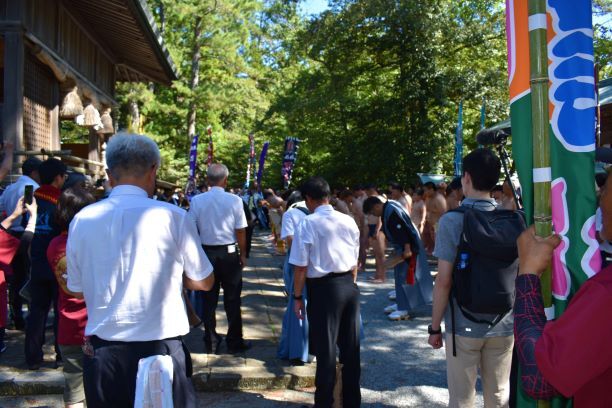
[128,99,140,133]
[187,17,203,141]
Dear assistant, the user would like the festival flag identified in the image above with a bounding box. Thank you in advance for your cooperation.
[506,0,600,406]
[206,125,214,166]
[256,141,269,188]
[454,101,464,177]
[480,98,486,130]
[281,137,300,189]
[246,133,255,187]
[185,133,199,199]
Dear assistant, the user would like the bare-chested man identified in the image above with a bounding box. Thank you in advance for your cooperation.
[263,188,286,254]
[352,185,368,270]
[365,184,386,283]
[423,182,447,255]
[445,176,463,211]
[411,189,427,234]
[390,182,412,213]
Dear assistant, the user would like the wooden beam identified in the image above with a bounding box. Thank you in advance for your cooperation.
[2,32,24,150]
[24,32,118,107]
[0,21,24,32]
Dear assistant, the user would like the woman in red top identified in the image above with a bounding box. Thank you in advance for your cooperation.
[47,187,95,408]
[0,196,37,352]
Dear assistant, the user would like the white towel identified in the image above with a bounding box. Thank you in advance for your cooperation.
[134,355,174,408]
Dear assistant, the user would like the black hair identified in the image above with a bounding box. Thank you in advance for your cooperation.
[491,185,503,193]
[448,176,462,191]
[55,187,96,231]
[299,177,330,201]
[462,148,501,192]
[389,182,404,192]
[286,190,303,208]
[21,157,42,177]
[338,189,353,199]
[39,158,67,185]
[415,188,425,197]
[63,171,87,191]
[424,181,436,190]
[363,196,383,214]
[596,172,608,188]
[364,183,378,193]
[352,184,364,191]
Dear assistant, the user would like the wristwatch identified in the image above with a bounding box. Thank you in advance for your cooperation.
[428,324,442,335]
[293,294,303,300]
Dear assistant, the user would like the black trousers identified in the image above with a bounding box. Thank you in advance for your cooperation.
[8,243,29,329]
[307,272,361,408]
[245,225,254,258]
[24,278,59,365]
[83,336,195,408]
[199,246,244,347]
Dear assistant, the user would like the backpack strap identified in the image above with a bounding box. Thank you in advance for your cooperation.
[295,206,309,216]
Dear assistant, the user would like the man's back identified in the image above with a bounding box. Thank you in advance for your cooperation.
[67,185,212,342]
[190,186,247,245]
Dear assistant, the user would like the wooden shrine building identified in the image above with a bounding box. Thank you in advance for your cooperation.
[0,0,176,177]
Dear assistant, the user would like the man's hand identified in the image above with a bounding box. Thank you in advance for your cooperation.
[10,197,26,219]
[293,298,305,320]
[240,254,247,269]
[24,196,37,217]
[517,226,562,276]
[428,333,443,349]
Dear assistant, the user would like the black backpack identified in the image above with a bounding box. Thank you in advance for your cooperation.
[449,202,526,356]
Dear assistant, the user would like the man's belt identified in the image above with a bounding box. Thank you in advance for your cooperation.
[203,243,238,254]
[307,271,352,282]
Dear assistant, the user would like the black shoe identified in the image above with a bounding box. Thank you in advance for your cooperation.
[204,333,223,354]
[227,340,252,354]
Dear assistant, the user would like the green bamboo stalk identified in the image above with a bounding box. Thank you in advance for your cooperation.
[528,0,552,405]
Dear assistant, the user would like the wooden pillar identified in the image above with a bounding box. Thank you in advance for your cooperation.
[3,1,24,150]
[88,128,100,174]
[2,32,24,150]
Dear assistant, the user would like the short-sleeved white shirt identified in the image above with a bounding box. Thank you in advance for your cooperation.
[289,204,359,278]
[189,186,248,245]
[280,203,308,240]
[66,185,213,342]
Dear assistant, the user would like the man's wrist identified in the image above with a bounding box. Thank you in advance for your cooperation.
[293,293,303,300]
[428,324,442,335]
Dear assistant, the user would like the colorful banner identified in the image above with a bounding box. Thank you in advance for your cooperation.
[185,133,199,199]
[454,101,464,177]
[206,125,214,166]
[256,141,269,188]
[281,137,300,189]
[480,98,486,130]
[506,0,600,406]
[246,133,255,187]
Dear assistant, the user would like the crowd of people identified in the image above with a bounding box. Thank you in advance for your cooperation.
[0,135,610,407]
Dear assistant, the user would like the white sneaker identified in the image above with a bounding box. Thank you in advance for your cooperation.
[383,304,397,314]
[388,310,410,321]
[388,290,396,301]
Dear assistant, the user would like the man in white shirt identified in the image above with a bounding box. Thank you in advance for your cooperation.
[0,157,41,330]
[290,177,361,407]
[189,163,250,354]
[67,134,214,407]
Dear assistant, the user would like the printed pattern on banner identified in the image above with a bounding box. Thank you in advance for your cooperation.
[246,133,255,187]
[507,0,600,406]
[454,101,463,177]
[281,137,300,189]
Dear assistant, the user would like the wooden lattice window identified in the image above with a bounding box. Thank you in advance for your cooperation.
[23,54,57,151]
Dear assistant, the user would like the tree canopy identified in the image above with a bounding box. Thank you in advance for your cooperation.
[105,0,610,190]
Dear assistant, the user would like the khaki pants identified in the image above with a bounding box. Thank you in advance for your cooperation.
[445,334,514,408]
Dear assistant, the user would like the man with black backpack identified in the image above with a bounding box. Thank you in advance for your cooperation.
[427,148,525,407]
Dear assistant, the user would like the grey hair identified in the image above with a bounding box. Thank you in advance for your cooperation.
[207,163,229,185]
[105,133,161,180]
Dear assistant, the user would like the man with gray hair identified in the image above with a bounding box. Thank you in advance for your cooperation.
[66,133,215,407]
[189,163,250,354]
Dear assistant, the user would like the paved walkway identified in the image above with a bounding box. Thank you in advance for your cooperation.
[0,231,484,406]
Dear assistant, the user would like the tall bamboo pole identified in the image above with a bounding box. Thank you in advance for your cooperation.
[528,1,552,405]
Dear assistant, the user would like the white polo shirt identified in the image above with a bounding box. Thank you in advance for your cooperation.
[189,186,248,245]
[289,204,360,278]
[0,175,39,231]
[280,203,308,240]
[66,185,213,342]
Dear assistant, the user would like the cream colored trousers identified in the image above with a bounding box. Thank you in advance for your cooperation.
[445,333,514,408]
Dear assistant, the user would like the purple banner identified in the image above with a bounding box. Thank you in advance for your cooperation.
[185,133,199,199]
[281,137,300,189]
[256,142,269,188]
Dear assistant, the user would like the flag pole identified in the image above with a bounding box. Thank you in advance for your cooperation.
[528,0,553,320]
